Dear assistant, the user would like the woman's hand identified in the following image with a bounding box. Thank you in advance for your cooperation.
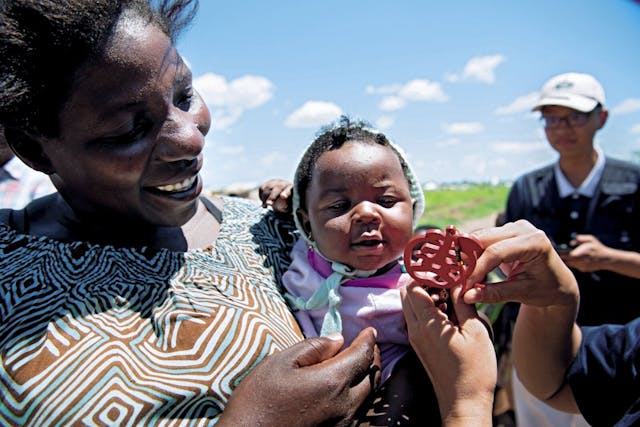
[401,283,496,427]
[218,328,380,427]
[259,178,293,213]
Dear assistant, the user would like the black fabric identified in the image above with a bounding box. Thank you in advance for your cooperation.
[568,319,640,426]
[200,196,223,223]
[504,157,640,326]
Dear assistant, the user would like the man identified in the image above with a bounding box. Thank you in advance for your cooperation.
[503,72,640,426]
[0,125,55,208]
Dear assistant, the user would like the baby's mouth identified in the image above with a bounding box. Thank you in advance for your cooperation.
[353,239,384,247]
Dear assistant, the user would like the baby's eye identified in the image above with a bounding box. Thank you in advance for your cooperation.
[327,200,350,212]
[378,197,397,208]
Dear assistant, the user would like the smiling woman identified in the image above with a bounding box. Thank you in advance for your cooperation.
[0,1,383,425]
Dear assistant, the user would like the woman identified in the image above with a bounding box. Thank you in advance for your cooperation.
[0,1,380,425]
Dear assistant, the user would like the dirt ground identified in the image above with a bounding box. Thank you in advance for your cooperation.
[456,212,501,234]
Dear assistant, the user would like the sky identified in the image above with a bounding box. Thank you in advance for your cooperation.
[176,0,640,192]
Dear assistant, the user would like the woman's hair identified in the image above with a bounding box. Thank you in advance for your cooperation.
[294,115,411,212]
[0,0,198,143]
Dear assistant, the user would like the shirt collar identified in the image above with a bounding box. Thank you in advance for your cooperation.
[554,145,605,198]
[3,156,32,181]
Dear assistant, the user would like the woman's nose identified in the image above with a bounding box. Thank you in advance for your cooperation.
[155,109,206,162]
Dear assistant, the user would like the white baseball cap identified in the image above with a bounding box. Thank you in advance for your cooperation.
[532,72,606,112]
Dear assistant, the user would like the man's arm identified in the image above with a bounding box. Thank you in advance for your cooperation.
[563,234,640,278]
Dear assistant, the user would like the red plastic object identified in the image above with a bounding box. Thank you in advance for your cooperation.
[403,225,483,288]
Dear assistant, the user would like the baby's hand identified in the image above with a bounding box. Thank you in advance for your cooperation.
[259,179,293,213]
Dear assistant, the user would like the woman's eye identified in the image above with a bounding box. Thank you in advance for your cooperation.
[99,116,152,146]
[176,88,194,112]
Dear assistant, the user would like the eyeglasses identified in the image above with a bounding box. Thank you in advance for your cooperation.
[540,110,594,129]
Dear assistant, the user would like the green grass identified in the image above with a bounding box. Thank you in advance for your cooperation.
[417,183,511,229]
[414,183,512,324]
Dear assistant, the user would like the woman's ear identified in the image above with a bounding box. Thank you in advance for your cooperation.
[296,208,313,241]
[4,128,55,174]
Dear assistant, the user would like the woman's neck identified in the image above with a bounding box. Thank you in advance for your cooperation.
[24,194,220,251]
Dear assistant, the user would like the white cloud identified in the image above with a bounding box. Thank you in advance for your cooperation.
[194,72,274,130]
[399,79,448,102]
[495,92,539,115]
[379,96,406,111]
[442,122,484,135]
[443,72,459,83]
[284,101,344,128]
[434,137,461,148]
[367,78,448,113]
[217,143,245,155]
[260,151,289,168]
[631,123,640,134]
[462,55,505,83]
[611,98,640,115]
[210,107,243,130]
[365,83,402,95]
[375,115,395,130]
[490,140,547,153]
[447,54,506,84]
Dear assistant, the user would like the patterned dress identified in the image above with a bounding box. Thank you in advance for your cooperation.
[0,197,303,426]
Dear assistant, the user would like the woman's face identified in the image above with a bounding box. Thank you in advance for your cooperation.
[41,13,211,227]
[300,142,415,271]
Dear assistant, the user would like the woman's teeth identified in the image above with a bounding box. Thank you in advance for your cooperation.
[156,176,196,192]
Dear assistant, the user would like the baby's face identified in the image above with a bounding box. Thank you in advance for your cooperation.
[301,142,414,271]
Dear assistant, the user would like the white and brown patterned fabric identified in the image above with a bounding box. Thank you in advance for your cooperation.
[0,197,303,426]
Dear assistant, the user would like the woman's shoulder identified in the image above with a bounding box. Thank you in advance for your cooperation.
[219,195,296,239]
[0,193,58,233]
[217,195,298,279]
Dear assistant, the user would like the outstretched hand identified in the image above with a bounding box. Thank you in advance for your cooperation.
[259,178,293,213]
[401,283,496,426]
[219,328,380,427]
[462,220,579,309]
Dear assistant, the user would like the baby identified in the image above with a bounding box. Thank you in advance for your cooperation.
[261,116,426,381]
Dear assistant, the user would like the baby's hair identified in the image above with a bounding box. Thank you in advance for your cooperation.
[0,0,198,143]
[294,115,411,212]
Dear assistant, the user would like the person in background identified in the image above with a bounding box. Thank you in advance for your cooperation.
[0,125,55,208]
[503,71,640,427]
[0,1,381,425]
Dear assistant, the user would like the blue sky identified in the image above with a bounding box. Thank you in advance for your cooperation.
[177,0,640,191]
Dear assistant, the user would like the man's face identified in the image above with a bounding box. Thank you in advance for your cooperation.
[541,105,606,160]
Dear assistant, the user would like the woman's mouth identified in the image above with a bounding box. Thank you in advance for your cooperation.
[154,176,198,193]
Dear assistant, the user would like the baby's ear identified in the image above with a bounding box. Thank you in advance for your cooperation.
[296,208,313,240]
[5,129,55,174]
